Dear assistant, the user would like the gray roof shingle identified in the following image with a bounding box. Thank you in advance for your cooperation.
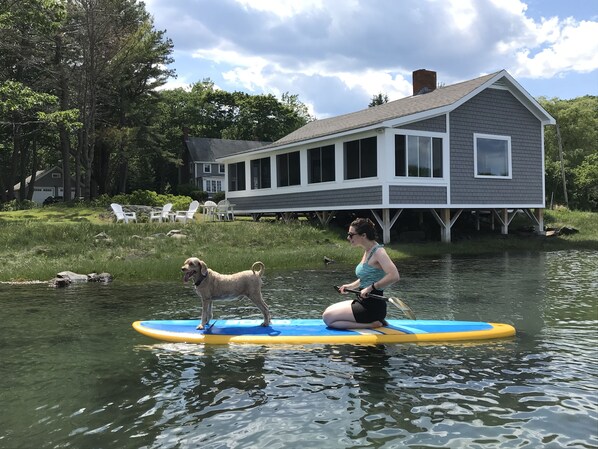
[186,137,271,162]
[271,71,501,148]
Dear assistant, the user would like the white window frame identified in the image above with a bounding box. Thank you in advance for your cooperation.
[474,133,512,179]
[203,178,223,193]
[219,164,225,174]
[203,163,211,174]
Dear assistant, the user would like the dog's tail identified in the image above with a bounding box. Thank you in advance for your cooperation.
[251,261,265,277]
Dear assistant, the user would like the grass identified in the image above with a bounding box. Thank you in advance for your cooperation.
[0,205,596,282]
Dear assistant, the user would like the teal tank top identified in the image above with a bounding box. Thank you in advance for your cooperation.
[355,244,385,289]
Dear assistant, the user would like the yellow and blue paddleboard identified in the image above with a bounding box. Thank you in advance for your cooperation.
[132,319,515,345]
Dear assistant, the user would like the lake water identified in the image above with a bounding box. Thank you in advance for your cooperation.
[1,250,596,448]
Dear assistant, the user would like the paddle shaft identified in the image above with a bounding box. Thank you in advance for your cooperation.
[334,285,417,320]
[335,285,390,301]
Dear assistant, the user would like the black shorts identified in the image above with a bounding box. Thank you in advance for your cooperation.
[351,290,387,323]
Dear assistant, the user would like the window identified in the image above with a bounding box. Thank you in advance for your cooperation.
[344,136,377,180]
[203,164,211,173]
[251,157,271,189]
[204,179,223,193]
[474,134,511,178]
[308,145,335,183]
[395,135,443,178]
[52,173,61,179]
[219,164,225,174]
[228,162,246,191]
[277,151,301,187]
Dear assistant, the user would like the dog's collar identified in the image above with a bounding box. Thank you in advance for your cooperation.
[194,271,207,286]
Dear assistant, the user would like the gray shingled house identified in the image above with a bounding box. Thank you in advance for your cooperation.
[218,69,556,243]
[184,137,270,198]
[12,166,77,204]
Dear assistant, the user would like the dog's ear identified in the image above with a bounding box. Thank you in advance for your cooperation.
[199,260,208,276]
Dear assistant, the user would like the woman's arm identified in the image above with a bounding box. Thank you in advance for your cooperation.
[361,248,400,296]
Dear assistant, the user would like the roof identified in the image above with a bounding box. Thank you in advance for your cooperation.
[220,69,555,158]
[186,137,271,162]
[13,167,59,189]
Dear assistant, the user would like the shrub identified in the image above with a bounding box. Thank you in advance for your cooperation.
[0,199,36,211]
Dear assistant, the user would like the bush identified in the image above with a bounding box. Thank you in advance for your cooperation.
[212,191,226,202]
[0,199,36,211]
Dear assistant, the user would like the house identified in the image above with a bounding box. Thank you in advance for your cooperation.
[183,137,270,198]
[12,166,77,204]
[218,69,556,243]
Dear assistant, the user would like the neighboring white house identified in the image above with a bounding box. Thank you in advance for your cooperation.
[218,69,556,243]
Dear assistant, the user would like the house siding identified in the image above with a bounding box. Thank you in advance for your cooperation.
[450,89,544,205]
[396,115,446,133]
[389,185,447,204]
[232,186,383,211]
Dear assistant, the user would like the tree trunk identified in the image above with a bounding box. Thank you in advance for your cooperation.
[556,123,569,208]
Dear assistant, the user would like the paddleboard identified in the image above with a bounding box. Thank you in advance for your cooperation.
[132,319,515,345]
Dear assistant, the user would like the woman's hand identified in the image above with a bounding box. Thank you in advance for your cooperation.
[360,284,374,298]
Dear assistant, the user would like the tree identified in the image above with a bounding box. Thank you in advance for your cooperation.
[540,96,598,211]
[154,85,313,192]
[369,93,389,107]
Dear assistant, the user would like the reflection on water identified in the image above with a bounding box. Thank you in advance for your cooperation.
[0,250,596,448]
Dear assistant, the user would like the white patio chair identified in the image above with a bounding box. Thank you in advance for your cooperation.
[174,200,200,223]
[149,203,173,222]
[216,200,235,221]
[202,200,217,221]
[111,203,137,223]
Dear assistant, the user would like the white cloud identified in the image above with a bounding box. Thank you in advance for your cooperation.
[233,0,325,18]
[146,0,598,116]
[514,19,598,78]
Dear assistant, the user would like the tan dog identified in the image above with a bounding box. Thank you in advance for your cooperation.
[181,257,270,330]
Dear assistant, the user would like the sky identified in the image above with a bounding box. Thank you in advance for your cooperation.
[144,0,598,119]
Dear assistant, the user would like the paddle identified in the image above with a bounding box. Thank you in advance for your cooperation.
[334,286,417,320]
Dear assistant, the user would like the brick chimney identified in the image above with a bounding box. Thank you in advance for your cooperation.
[412,69,437,95]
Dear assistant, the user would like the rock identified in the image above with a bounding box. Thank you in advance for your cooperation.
[324,256,336,265]
[50,277,71,288]
[559,226,579,235]
[52,270,114,286]
[56,271,89,282]
[88,272,113,283]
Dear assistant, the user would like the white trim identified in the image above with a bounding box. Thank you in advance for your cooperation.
[203,163,211,174]
[217,124,386,162]
[391,129,448,181]
[540,123,547,207]
[473,133,512,179]
[445,113,451,205]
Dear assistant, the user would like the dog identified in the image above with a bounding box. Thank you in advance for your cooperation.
[181,257,270,330]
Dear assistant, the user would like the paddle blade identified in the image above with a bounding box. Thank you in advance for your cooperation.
[389,297,416,320]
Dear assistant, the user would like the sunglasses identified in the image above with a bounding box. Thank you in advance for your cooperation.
[347,232,357,238]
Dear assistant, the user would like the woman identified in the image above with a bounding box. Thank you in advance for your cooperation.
[323,218,400,329]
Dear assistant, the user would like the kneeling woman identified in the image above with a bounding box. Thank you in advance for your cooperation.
[323,218,400,329]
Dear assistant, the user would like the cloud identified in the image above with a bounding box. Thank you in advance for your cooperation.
[145,0,598,117]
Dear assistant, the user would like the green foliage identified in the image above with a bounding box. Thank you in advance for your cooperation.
[212,191,226,202]
[92,190,194,211]
[369,93,389,107]
[0,208,596,282]
[176,183,205,200]
[0,199,36,211]
[540,96,598,211]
